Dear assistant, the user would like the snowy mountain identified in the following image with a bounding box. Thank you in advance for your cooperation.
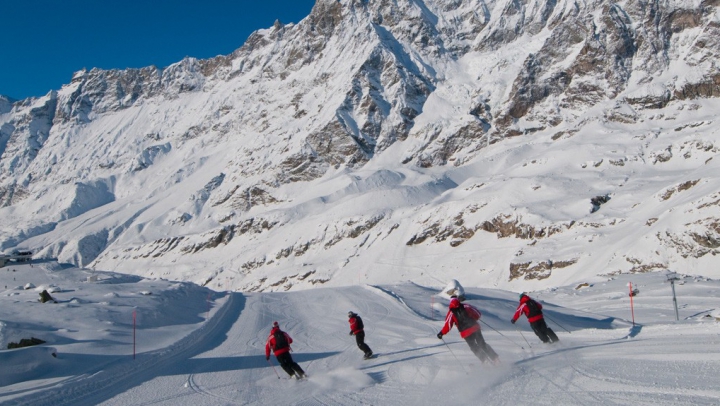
[0,96,15,114]
[1,0,720,292]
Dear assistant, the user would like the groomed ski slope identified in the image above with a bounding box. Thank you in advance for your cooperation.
[1,269,720,405]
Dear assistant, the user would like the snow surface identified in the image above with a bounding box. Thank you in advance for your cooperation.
[1,260,719,405]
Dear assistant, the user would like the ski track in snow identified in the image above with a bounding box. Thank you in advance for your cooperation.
[2,272,720,405]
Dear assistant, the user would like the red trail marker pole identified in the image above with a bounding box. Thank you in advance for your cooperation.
[628,282,636,326]
[431,296,435,320]
[133,309,137,360]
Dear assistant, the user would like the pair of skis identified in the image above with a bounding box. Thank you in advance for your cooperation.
[267,359,308,380]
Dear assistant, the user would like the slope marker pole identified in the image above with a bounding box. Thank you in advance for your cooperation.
[628,282,636,326]
[206,293,211,320]
[132,309,136,360]
[431,296,435,320]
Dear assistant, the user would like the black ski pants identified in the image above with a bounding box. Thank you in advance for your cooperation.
[464,330,498,363]
[530,319,559,343]
[355,331,373,356]
[276,352,305,377]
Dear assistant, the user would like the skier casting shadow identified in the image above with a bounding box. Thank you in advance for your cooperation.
[265,321,306,379]
[437,296,499,364]
[511,293,559,344]
[348,311,373,359]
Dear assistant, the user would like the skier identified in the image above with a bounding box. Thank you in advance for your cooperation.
[511,293,559,344]
[348,311,373,359]
[265,321,306,379]
[437,296,499,364]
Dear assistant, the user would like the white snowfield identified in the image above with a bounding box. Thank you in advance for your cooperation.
[1,261,719,405]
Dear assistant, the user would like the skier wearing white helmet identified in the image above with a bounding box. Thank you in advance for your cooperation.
[437,296,499,364]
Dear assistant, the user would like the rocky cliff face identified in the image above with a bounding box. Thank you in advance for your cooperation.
[1,0,720,291]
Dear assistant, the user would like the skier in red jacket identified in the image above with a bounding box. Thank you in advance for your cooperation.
[437,296,499,363]
[511,293,559,343]
[348,311,373,359]
[265,321,306,379]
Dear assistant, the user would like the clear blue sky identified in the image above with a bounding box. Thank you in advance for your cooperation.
[0,0,317,100]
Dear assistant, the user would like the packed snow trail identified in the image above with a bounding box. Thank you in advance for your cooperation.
[98,285,457,405]
[3,292,244,406]
[4,278,720,405]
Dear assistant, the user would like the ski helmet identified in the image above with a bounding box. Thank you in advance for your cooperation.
[348,311,356,318]
[273,321,279,328]
[449,297,462,309]
[519,292,527,300]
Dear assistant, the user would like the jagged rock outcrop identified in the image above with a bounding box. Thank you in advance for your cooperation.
[1,0,720,291]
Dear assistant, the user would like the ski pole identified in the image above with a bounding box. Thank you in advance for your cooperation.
[441,337,469,375]
[267,358,280,379]
[515,325,532,349]
[480,320,525,349]
[543,314,571,334]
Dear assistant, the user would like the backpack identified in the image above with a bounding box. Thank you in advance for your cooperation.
[273,330,289,350]
[525,299,542,318]
[354,315,365,330]
[451,304,478,331]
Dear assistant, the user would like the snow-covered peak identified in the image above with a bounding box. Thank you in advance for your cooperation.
[0,0,719,293]
[0,95,15,114]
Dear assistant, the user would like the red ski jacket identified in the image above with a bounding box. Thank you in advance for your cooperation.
[349,315,364,335]
[265,327,293,358]
[512,296,544,323]
[440,301,481,338]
